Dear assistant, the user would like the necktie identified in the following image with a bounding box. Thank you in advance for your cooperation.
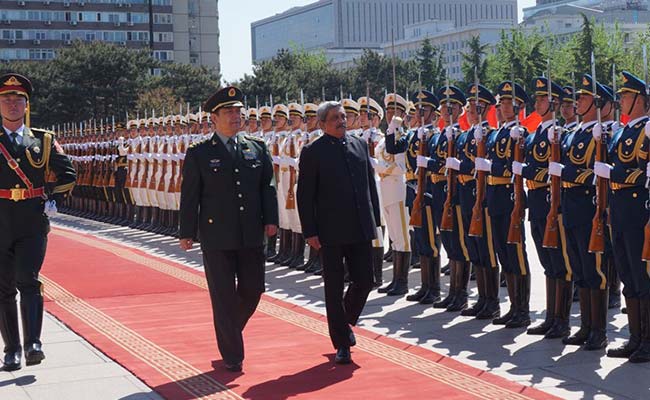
[227,137,237,158]
[9,132,19,152]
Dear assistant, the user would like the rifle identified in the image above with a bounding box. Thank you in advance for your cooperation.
[410,72,428,228]
[285,90,303,210]
[543,62,561,248]
[588,53,607,254]
[507,74,525,244]
[440,70,456,232]
[469,66,486,237]
[643,45,650,261]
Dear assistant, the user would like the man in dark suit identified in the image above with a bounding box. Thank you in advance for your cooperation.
[179,86,278,372]
[297,101,381,364]
[0,73,76,371]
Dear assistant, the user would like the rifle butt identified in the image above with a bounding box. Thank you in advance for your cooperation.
[440,201,454,232]
[588,216,605,254]
[542,212,559,249]
[468,205,484,237]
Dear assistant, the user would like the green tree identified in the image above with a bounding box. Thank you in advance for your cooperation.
[155,63,221,111]
[460,35,489,88]
[416,39,445,90]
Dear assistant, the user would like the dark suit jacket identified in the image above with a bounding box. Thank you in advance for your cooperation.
[0,126,76,238]
[297,132,381,246]
[179,133,278,250]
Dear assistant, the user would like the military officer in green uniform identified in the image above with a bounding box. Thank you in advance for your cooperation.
[179,86,278,372]
[0,73,76,371]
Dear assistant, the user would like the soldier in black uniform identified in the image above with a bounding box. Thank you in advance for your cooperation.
[0,73,76,371]
[179,86,278,372]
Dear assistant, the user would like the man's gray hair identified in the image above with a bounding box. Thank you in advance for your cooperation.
[317,101,342,122]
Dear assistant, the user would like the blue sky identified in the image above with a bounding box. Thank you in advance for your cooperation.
[218,0,537,82]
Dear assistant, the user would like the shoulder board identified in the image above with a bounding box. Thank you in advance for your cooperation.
[29,127,55,137]
[188,139,208,149]
[243,134,264,143]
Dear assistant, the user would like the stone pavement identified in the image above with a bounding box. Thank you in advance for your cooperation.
[2,213,648,400]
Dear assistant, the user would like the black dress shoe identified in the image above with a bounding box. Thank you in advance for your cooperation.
[24,344,45,366]
[224,361,242,372]
[349,330,356,347]
[2,351,21,371]
[335,347,351,364]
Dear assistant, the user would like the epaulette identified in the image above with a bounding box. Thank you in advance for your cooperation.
[634,122,643,129]
[244,134,264,143]
[30,127,55,137]
[188,139,208,149]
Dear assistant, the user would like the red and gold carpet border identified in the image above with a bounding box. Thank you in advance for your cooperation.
[42,274,242,400]
[48,227,546,400]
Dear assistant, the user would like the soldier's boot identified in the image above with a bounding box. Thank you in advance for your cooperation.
[297,245,315,271]
[372,247,385,289]
[265,234,278,261]
[279,231,295,266]
[20,295,45,366]
[289,234,306,268]
[0,303,21,371]
[608,297,641,357]
[493,273,517,325]
[563,288,592,345]
[409,234,420,269]
[462,266,487,317]
[420,255,441,304]
[629,297,650,363]
[386,251,409,296]
[447,261,470,312]
[545,279,573,339]
[151,210,163,234]
[128,206,139,228]
[434,260,457,309]
[406,255,430,302]
[135,206,148,230]
[378,260,397,294]
[506,274,531,328]
[383,243,393,262]
[441,261,450,275]
[146,207,158,232]
[477,266,501,320]
[528,277,557,335]
[584,289,608,350]
[172,211,181,238]
[268,229,285,263]
[608,260,621,310]
[166,210,177,236]
[311,253,324,275]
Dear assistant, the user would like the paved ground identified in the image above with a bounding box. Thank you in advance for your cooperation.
[2,213,649,400]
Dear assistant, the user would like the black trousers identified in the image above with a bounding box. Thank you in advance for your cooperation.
[530,217,569,280]
[0,234,47,305]
[612,228,650,298]
[201,246,265,364]
[321,241,373,350]
[565,223,606,289]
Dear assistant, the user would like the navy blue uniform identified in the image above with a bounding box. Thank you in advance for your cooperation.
[485,122,530,276]
[607,117,650,298]
[560,122,605,289]
[522,121,571,281]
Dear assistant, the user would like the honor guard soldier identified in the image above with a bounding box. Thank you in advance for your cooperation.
[419,86,471,311]
[259,105,277,259]
[549,74,610,350]
[0,73,76,371]
[516,77,573,338]
[359,96,388,288]
[179,86,278,372]
[383,93,416,295]
[297,102,324,274]
[561,86,580,131]
[598,71,650,362]
[342,98,362,136]
[406,90,443,305]
[451,84,501,319]
[475,81,532,328]
[269,104,292,265]
[247,108,259,137]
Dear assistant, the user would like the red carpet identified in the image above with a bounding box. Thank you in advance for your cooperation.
[42,227,560,400]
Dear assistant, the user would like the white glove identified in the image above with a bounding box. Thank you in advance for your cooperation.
[271,155,280,165]
[547,126,561,142]
[510,126,524,139]
[592,123,603,141]
[512,161,526,176]
[416,155,430,168]
[417,126,427,140]
[473,125,483,141]
[549,162,564,177]
[594,161,612,179]
[475,157,492,172]
[445,126,454,141]
[44,200,57,217]
[387,117,402,136]
[445,157,460,171]
[369,157,379,168]
[645,120,650,140]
